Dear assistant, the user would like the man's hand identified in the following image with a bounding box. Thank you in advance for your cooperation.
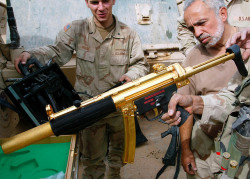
[14,52,31,73]
[119,75,132,83]
[181,148,197,175]
[226,27,250,61]
[161,94,204,126]
[161,94,194,125]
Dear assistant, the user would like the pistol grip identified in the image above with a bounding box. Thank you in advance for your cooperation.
[177,105,190,126]
[121,103,136,163]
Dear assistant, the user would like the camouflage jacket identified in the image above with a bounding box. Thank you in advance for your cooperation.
[201,58,250,125]
[28,15,149,99]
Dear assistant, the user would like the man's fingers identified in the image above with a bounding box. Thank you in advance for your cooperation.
[14,57,22,73]
[168,94,180,115]
[119,75,125,82]
[226,32,240,48]
[183,163,195,175]
[119,75,132,83]
[186,162,198,175]
[242,49,250,61]
[14,52,31,74]
[190,161,197,171]
[161,111,181,125]
[169,117,181,126]
[226,30,247,48]
[240,29,247,41]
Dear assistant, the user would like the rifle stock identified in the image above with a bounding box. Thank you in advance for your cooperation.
[1,45,247,163]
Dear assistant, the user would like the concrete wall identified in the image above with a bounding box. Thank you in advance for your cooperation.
[7,0,181,49]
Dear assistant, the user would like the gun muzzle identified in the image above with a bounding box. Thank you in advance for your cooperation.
[1,122,54,154]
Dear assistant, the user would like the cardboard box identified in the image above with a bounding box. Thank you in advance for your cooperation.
[61,58,76,87]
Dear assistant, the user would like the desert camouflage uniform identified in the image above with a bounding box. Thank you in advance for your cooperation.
[0,3,7,90]
[177,0,250,56]
[28,15,149,179]
[200,59,250,178]
[0,2,25,138]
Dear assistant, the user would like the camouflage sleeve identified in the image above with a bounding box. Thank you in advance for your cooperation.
[0,52,7,89]
[201,59,250,124]
[177,15,196,56]
[201,92,236,124]
[124,30,150,80]
[27,22,76,66]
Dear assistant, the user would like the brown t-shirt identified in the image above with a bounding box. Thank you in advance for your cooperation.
[178,44,237,95]
[96,20,116,40]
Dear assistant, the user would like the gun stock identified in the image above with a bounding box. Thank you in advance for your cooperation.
[1,45,247,163]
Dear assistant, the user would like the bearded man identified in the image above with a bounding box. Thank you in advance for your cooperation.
[162,0,246,178]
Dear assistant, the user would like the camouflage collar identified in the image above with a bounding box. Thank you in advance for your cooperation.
[111,15,125,39]
[88,15,124,39]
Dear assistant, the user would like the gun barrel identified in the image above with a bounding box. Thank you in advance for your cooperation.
[1,122,54,154]
[185,53,235,78]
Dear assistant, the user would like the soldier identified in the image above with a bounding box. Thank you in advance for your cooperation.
[162,0,248,178]
[0,2,7,91]
[0,1,26,138]
[177,0,250,56]
[162,27,250,178]
[14,0,149,178]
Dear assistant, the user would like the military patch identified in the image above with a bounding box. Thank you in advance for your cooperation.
[64,24,71,32]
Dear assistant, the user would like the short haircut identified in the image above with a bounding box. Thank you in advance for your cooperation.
[184,0,226,16]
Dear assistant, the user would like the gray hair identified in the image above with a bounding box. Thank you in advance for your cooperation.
[184,0,226,16]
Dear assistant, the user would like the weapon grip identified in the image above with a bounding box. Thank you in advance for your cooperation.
[226,44,248,77]
[18,58,43,76]
[177,105,190,127]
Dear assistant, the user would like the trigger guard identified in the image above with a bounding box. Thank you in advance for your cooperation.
[143,108,161,121]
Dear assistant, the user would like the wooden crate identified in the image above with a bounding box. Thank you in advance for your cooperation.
[0,135,78,179]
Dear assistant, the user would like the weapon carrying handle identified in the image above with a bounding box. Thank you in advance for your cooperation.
[226,44,248,77]
[18,57,44,76]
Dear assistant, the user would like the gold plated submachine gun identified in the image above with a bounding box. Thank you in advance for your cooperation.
[1,45,248,164]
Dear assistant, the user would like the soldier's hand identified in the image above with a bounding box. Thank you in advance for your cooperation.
[14,52,31,73]
[161,94,193,126]
[181,148,197,175]
[226,27,250,61]
[119,75,132,83]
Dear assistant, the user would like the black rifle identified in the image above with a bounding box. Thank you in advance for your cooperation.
[6,0,20,48]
